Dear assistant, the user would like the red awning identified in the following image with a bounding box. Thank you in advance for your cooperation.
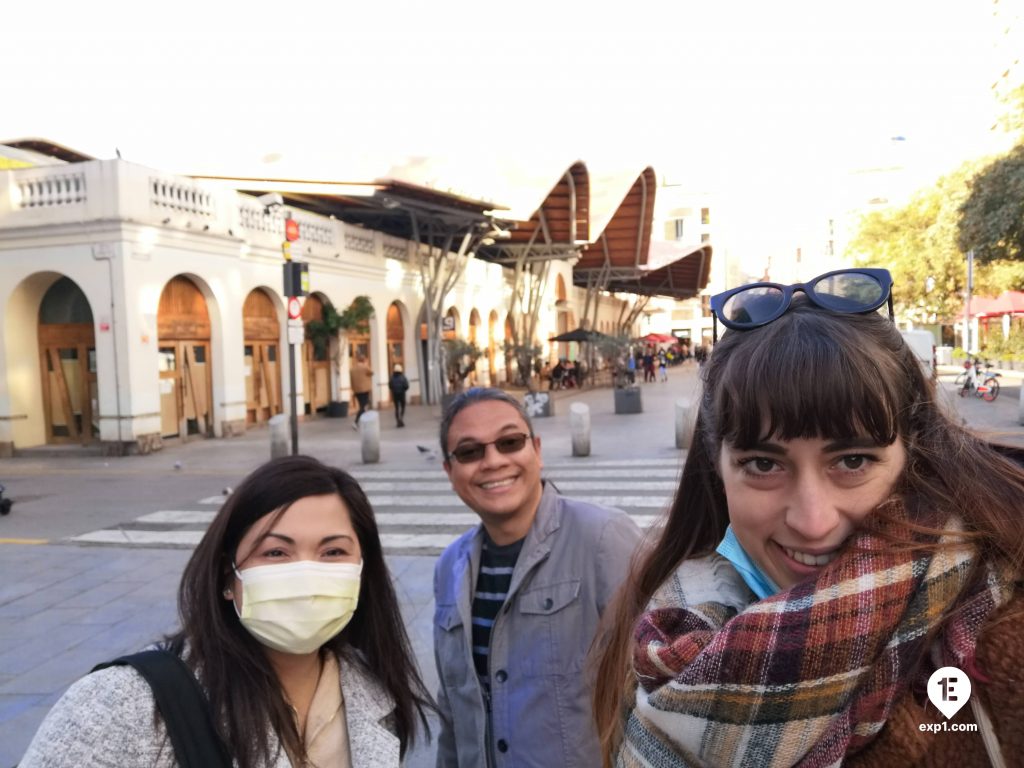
[964,291,1024,318]
[638,333,676,343]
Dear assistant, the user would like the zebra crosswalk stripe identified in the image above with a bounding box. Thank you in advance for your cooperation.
[66,464,676,554]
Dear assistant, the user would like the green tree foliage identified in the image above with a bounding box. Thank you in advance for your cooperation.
[305,296,374,357]
[849,167,974,322]
[957,144,1024,263]
[849,161,1024,323]
[304,296,374,401]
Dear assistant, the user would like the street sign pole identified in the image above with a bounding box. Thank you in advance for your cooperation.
[282,213,304,456]
[288,341,299,455]
[286,298,304,456]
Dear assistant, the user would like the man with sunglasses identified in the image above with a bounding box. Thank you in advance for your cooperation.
[432,388,642,768]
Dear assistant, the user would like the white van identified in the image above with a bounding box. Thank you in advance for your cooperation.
[900,330,936,377]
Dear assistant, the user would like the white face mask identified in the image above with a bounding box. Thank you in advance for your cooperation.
[233,560,362,655]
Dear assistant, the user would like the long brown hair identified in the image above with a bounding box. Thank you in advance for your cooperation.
[592,298,1024,766]
[166,455,435,768]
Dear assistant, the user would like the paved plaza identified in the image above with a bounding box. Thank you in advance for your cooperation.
[1,364,1021,767]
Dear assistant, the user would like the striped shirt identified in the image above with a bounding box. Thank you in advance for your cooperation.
[471,532,524,691]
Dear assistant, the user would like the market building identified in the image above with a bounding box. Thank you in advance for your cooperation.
[0,140,711,456]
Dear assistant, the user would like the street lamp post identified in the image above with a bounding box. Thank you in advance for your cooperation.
[965,249,974,354]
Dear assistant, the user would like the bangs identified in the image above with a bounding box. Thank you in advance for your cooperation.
[711,310,904,449]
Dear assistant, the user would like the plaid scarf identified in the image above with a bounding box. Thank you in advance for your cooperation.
[618,510,1014,768]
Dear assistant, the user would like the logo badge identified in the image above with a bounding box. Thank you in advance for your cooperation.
[927,666,971,720]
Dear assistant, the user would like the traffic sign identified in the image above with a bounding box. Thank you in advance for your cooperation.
[287,296,303,319]
[285,218,300,242]
[287,318,305,346]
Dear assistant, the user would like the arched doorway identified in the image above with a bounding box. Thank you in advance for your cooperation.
[386,302,405,375]
[38,277,97,444]
[157,276,213,439]
[301,294,330,415]
[242,288,282,424]
[444,306,460,340]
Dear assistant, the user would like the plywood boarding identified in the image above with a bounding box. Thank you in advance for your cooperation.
[38,323,96,443]
[47,348,79,438]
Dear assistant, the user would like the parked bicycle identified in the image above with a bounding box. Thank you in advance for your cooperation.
[956,358,1001,402]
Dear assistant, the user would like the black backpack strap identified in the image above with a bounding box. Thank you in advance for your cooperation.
[92,650,232,768]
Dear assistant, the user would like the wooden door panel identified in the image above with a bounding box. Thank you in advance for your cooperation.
[48,348,79,439]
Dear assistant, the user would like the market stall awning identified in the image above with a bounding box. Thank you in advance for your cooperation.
[638,332,677,343]
[549,327,614,343]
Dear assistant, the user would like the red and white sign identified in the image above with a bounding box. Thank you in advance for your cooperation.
[285,218,300,242]
[287,296,303,319]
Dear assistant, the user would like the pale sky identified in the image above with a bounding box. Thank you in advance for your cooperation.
[4,0,1021,262]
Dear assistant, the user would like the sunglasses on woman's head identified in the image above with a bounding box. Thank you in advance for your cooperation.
[448,433,532,464]
[710,268,894,342]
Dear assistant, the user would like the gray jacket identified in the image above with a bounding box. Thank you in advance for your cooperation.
[20,650,400,767]
[433,482,643,767]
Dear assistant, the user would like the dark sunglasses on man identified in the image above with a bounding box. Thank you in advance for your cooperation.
[710,268,894,342]
[448,433,532,464]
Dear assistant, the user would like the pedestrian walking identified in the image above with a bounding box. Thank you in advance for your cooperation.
[388,363,409,427]
[21,455,435,768]
[434,388,642,767]
[642,348,655,382]
[594,269,1024,767]
[350,353,373,429]
[657,350,668,382]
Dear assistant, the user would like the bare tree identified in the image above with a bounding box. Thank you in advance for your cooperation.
[408,213,505,403]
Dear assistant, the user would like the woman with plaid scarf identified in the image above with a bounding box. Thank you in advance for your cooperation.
[594,270,1024,768]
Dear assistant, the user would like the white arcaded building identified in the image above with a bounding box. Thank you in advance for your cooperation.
[0,144,633,456]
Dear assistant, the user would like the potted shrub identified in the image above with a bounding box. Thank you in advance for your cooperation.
[305,296,374,417]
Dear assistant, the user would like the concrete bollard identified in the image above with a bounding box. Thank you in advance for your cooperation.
[269,414,288,459]
[569,402,591,457]
[675,399,695,450]
[360,411,381,464]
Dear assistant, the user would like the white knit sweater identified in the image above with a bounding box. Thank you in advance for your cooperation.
[19,652,401,767]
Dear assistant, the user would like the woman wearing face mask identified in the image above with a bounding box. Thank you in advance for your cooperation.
[593,269,1024,767]
[21,455,434,767]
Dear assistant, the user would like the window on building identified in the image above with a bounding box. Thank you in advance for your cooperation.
[701,295,712,318]
[674,219,685,240]
[700,233,710,243]
[701,207,710,225]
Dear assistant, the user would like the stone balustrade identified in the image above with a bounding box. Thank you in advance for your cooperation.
[0,159,402,266]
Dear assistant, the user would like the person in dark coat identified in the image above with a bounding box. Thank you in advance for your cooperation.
[388,364,410,427]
